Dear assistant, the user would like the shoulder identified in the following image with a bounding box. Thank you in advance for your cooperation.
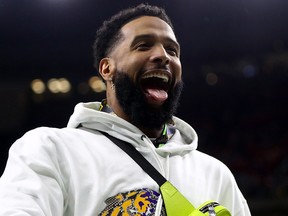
[14,126,76,145]
[190,151,250,215]
[10,126,113,157]
[193,150,229,168]
[15,126,96,143]
[191,150,236,183]
[10,127,85,156]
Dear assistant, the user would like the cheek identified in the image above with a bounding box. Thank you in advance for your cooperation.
[173,60,182,82]
[126,57,146,77]
[115,55,139,71]
[116,61,143,83]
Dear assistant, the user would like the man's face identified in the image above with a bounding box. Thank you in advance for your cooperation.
[109,16,182,107]
[108,16,183,128]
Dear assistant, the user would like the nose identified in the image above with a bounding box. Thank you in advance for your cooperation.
[150,45,170,65]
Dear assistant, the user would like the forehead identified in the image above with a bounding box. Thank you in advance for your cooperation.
[120,16,177,42]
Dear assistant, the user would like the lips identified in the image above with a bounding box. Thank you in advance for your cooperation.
[140,70,172,105]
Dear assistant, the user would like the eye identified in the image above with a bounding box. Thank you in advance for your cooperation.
[136,42,152,51]
[166,46,178,57]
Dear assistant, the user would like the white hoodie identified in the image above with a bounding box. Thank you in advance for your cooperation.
[0,102,251,216]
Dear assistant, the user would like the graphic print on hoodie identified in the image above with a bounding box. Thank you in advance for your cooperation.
[99,188,166,215]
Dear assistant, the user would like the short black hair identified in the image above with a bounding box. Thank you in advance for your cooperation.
[93,3,174,71]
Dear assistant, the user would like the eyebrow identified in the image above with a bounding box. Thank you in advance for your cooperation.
[130,34,180,51]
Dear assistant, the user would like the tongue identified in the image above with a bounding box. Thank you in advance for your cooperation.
[146,88,168,102]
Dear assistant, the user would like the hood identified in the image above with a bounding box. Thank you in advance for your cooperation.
[67,102,198,154]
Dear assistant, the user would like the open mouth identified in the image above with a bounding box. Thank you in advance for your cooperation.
[140,72,171,104]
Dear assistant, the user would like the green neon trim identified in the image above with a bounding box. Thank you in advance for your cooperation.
[160,181,195,216]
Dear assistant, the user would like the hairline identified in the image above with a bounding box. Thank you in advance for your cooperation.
[105,15,175,58]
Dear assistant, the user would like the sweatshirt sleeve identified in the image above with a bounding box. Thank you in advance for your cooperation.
[0,128,67,216]
[233,189,251,216]
[222,164,252,216]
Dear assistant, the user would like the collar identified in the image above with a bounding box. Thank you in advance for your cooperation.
[152,124,175,148]
[99,99,113,113]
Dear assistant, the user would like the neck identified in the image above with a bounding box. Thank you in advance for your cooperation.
[106,87,130,121]
[138,125,164,138]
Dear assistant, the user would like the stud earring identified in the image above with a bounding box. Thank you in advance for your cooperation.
[109,77,115,90]
[110,82,115,90]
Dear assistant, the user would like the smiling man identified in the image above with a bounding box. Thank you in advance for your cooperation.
[98,15,183,138]
[0,3,251,216]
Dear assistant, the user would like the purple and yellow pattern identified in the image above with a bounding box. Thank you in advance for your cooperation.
[99,188,166,216]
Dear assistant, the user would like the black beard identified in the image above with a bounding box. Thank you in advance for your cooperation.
[113,72,183,129]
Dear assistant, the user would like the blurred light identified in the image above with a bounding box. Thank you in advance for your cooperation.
[48,78,60,93]
[47,78,71,93]
[206,73,218,85]
[89,76,106,93]
[243,65,257,78]
[58,78,71,93]
[31,79,45,94]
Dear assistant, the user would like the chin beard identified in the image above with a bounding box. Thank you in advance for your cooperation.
[113,72,183,129]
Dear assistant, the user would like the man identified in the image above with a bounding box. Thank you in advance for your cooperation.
[0,3,251,216]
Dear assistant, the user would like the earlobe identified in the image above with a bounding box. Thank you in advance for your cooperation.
[99,58,115,81]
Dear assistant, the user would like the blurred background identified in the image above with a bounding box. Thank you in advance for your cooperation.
[0,0,287,215]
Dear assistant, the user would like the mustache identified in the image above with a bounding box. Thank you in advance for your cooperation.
[140,63,171,74]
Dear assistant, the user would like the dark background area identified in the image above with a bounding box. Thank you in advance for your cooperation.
[0,0,287,215]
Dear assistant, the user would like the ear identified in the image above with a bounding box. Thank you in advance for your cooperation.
[99,57,116,81]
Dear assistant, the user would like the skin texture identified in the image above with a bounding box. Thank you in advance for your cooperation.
[99,16,182,138]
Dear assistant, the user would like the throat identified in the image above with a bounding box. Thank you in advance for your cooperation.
[141,124,172,148]
[139,125,164,139]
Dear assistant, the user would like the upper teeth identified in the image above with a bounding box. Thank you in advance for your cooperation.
[142,73,169,82]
